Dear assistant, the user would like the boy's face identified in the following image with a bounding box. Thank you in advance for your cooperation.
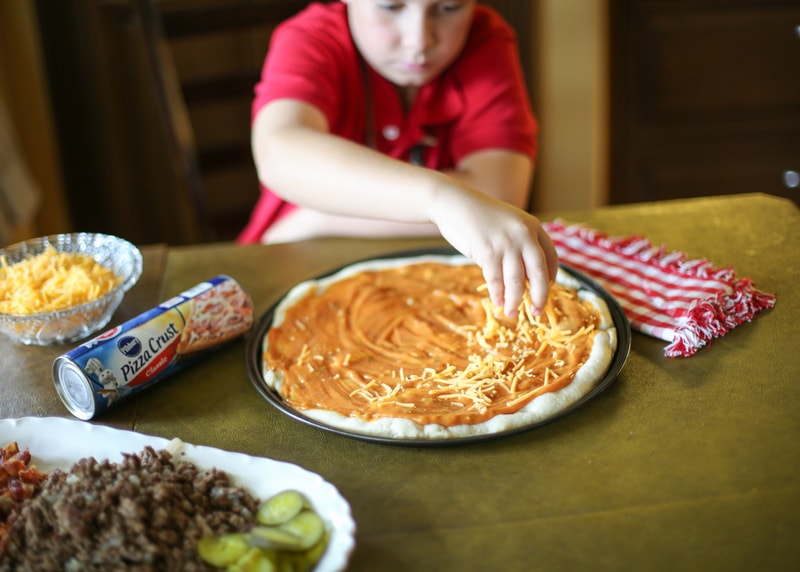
[343,0,477,88]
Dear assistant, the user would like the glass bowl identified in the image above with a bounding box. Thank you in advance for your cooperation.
[0,233,143,345]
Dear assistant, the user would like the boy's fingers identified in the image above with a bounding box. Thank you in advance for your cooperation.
[481,260,505,311]
[502,254,526,317]
[539,226,560,282]
[523,246,551,314]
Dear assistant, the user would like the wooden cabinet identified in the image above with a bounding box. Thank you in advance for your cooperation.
[609,0,800,204]
[34,0,307,245]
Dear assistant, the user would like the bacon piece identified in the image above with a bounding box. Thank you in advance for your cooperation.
[0,441,49,547]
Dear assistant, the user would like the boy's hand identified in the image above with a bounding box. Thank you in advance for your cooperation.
[429,186,559,317]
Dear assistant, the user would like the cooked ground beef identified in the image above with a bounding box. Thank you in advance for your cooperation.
[0,446,259,571]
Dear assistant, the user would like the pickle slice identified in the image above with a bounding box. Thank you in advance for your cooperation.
[279,510,325,551]
[196,489,331,571]
[256,490,307,525]
[282,530,331,572]
[197,533,250,567]
[248,526,304,551]
[228,547,276,572]
[303,530,330,568]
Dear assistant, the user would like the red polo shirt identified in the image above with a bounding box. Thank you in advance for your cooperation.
[238,2,538,243]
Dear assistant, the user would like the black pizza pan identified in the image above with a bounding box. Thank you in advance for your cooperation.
[245,247,631,447]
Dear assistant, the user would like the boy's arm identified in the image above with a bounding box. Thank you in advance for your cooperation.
[443,148,534,212]
[252,99,557,316]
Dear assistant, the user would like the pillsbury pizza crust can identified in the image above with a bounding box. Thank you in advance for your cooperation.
[53,275,254,420]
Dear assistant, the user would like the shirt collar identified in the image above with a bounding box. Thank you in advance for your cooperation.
[369,70,464,155]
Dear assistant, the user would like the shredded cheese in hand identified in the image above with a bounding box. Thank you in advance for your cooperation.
[0,247,121,315]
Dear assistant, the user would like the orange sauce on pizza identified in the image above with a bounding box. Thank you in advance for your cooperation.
[265,263,600,427]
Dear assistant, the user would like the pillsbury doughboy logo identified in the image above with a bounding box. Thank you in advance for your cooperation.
[117,335,142,357]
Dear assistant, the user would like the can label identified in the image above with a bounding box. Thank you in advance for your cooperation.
[53,275,254,419]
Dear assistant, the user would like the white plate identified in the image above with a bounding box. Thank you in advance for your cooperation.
[0,417,356,572]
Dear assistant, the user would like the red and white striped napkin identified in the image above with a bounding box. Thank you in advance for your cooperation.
[543,220,777,357]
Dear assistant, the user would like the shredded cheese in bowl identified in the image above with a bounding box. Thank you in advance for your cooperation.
[0,247,121,315]
[0,233,142,345]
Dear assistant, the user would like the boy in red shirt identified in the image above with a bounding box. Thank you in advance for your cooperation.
[239,0,557,316]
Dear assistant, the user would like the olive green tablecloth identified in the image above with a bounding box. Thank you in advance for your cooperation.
[2,193,798,570]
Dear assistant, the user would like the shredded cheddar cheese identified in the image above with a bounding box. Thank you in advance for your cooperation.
[363,284,593,415]
[293,284,593,417]
[266,262,605,428]
[0,247,121,315]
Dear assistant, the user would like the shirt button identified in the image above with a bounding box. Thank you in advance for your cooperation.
[382,125,400,141]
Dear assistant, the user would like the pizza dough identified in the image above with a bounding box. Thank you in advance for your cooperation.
[262,255,617,440]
